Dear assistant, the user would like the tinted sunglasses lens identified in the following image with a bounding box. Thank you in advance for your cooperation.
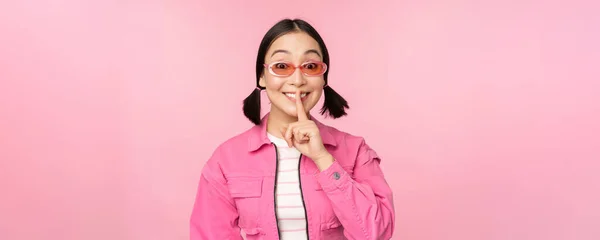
[270,62,293,76]
[302,62,325,75]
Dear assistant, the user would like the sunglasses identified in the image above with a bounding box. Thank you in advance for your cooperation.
[264,61,328,77]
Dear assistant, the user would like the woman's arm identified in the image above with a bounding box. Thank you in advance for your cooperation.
[190,148,243,240]
[316,140,395,240]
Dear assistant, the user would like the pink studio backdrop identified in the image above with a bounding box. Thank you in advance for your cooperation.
[1,1,599,239]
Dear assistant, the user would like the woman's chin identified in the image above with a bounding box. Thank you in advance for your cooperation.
[280,108,301,117]
[284,110,299,118]
[271,102,312,118]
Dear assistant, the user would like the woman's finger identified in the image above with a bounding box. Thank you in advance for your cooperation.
[284,124,296,147]
[295,89,309,121]
[296,126,313,142]
[292,128,302,144]
[294,131,309,144]
[300,133,310,143]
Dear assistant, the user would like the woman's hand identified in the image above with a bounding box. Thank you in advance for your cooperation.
[281,90,334,170]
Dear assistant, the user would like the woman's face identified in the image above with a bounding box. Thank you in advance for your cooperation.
[259,31,326,119]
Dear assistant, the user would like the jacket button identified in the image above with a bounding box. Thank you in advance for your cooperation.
[333,172,340,180]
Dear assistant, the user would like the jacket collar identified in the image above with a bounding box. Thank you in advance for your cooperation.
[247,113,337,152]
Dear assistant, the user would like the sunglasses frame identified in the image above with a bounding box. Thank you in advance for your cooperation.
[263,61,328,77]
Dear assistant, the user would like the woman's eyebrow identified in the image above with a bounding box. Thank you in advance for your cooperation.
[270,49,290,57]
[304,49,321,57]
[270,49,322,57]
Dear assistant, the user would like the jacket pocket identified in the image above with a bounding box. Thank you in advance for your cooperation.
[241,227,265,240]
[320,219,342,230]
[227,177,263,228]
[320,219,346,239]
[228,177,263,198]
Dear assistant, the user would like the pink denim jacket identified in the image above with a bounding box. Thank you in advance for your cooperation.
[190,115,395,239]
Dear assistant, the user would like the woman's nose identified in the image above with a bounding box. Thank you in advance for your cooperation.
[290,67,306,86]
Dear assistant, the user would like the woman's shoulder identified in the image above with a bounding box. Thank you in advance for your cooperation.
[202,125,261,171]
[212,124,261,152]
[317,121,369,146]
[318,122,381,166]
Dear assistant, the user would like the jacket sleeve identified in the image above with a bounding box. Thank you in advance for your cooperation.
[190,148,243,240]
[316,140,395,240]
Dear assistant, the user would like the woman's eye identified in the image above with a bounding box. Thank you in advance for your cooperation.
[304,63,316,69]
[275,63,288,69]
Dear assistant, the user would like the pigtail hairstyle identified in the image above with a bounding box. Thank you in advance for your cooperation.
[242,87,263,125]
[321,85,349,118]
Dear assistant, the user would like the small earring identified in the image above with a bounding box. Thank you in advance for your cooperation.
[256,87,262,91]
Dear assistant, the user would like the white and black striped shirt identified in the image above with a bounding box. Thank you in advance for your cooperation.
[268,133,308,240]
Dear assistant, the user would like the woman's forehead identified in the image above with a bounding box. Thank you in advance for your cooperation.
[266,32,322,58]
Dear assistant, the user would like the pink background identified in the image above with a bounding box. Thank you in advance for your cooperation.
[1,1,599,239]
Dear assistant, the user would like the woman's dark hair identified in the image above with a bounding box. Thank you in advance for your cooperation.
[243,18,349,125]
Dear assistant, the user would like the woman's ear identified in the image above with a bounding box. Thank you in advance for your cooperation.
[259,76,266,88]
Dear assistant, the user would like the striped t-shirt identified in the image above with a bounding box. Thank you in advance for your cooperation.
[267,133,308,239]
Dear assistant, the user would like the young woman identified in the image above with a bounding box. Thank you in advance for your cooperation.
[190,18,395,240]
